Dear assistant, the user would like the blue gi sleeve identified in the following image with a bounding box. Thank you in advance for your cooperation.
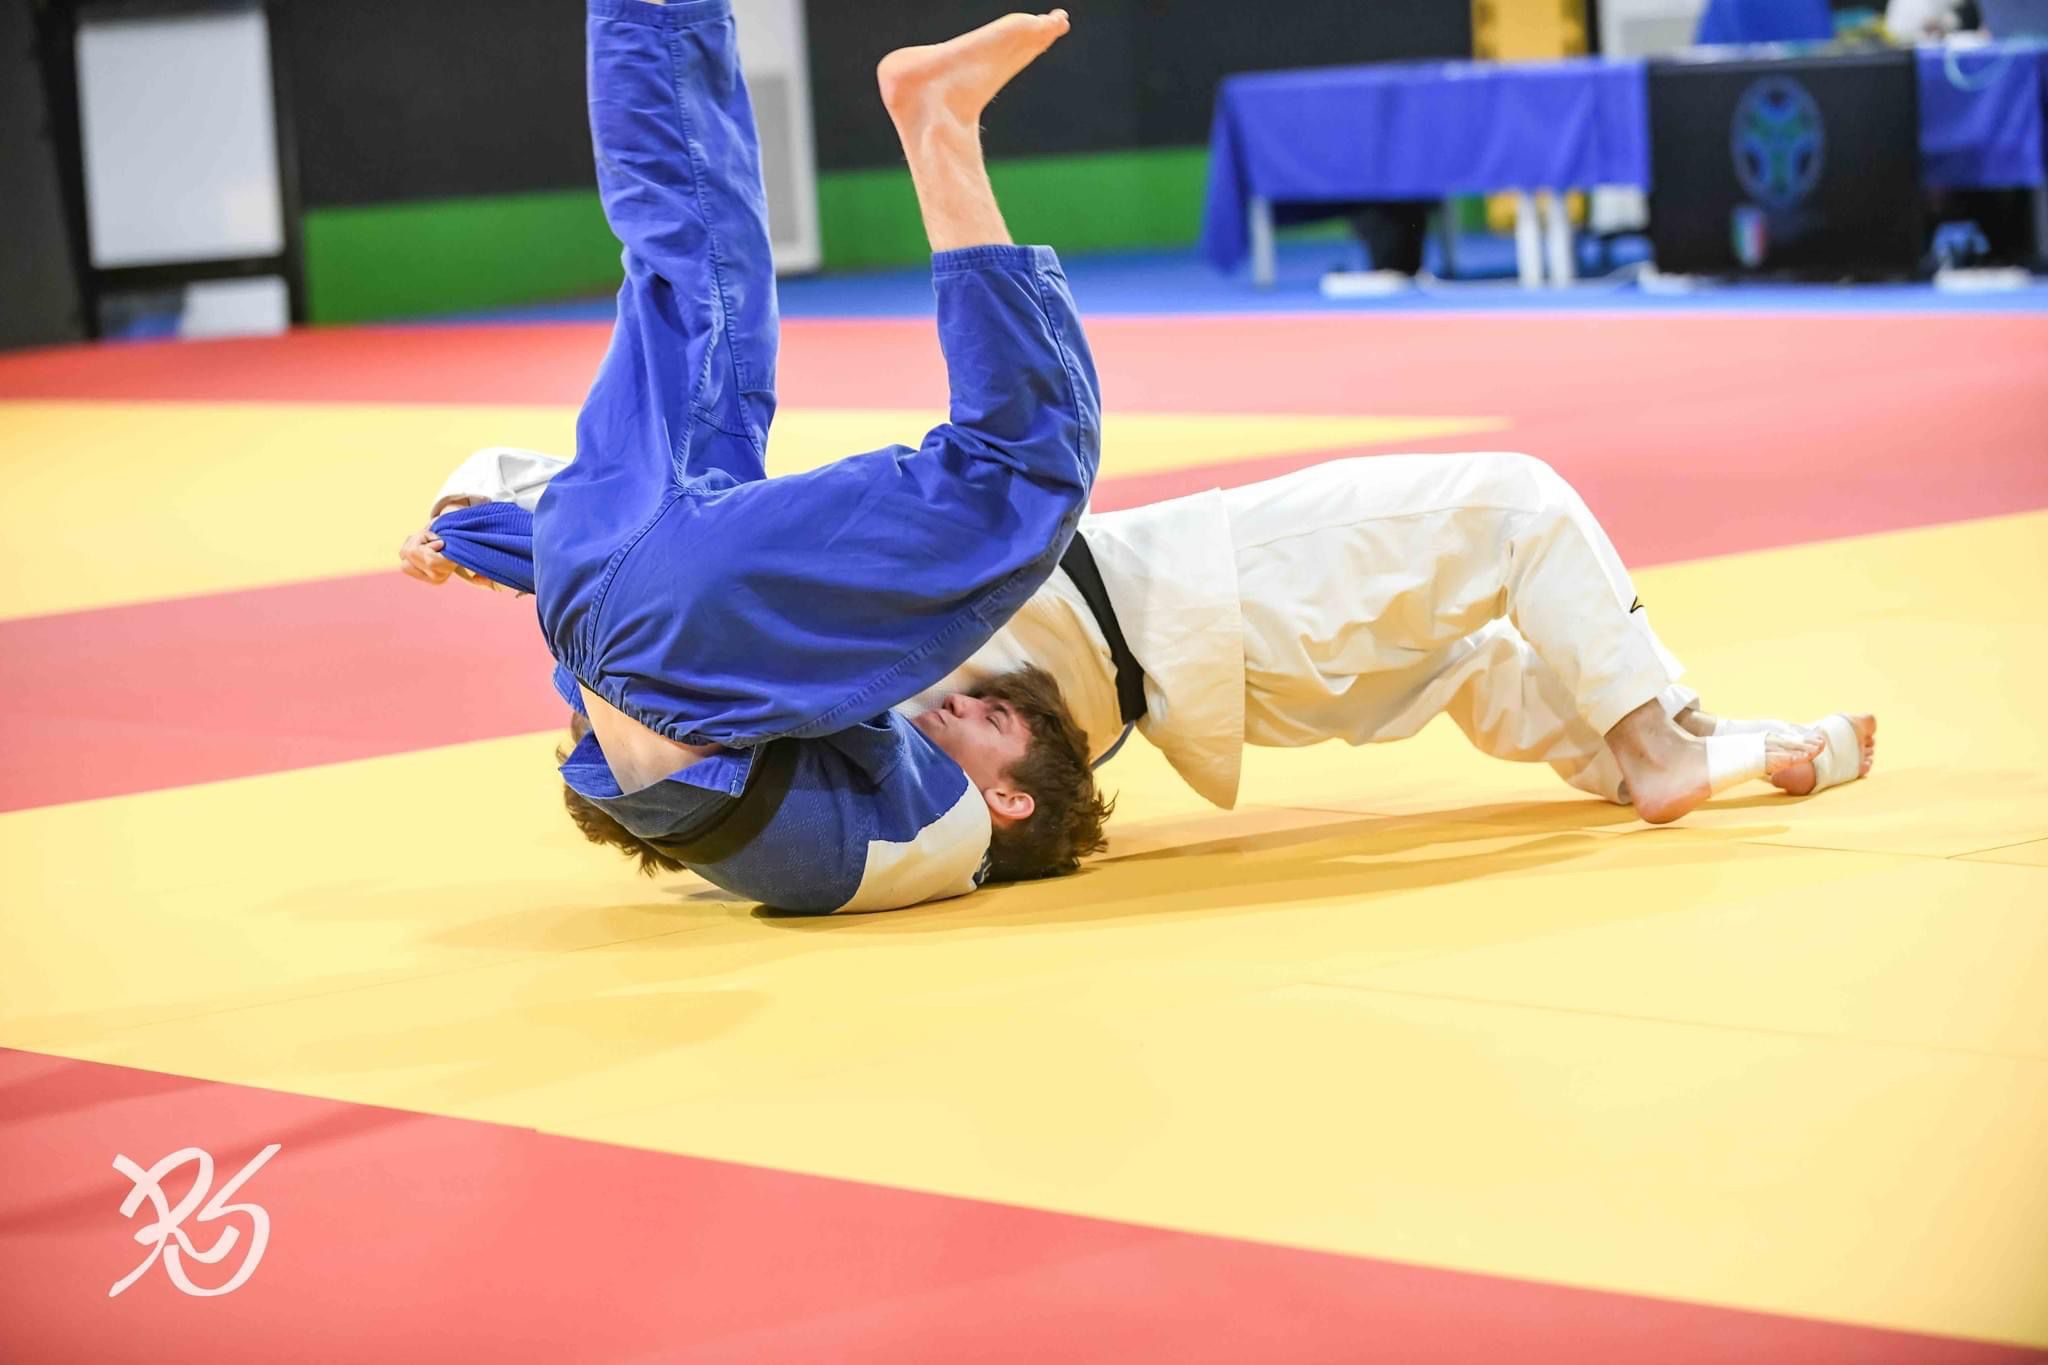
[432,502,537,596]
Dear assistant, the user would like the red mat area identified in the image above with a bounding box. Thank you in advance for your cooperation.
[6,312,2046,813]
[4,1048,2035,1365]
[0,575,558,813]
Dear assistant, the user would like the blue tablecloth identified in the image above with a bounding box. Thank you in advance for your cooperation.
[1919,45,2048,189]
[1201,59,1648,272]
[1202,46,2048,272]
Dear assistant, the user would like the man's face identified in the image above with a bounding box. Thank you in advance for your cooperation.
[911,692,1035,825]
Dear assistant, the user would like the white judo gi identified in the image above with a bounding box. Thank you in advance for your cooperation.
[434,448,1694,810]
[912,452,1697,809]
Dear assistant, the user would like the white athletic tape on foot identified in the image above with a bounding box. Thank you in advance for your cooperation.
[1808,714,1863,793]
[1705,733,1767,796]
[1709,716,1801,740]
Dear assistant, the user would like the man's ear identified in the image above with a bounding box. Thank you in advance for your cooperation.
[983,784,1035,826]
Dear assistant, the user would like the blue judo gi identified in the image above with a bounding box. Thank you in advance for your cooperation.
[433,0,1101,913]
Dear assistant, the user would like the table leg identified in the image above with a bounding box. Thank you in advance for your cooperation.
[1540,190,1576,287]
[1249,195,1276,288]
[1513,191,1543,289]
[2032,183,2048,267]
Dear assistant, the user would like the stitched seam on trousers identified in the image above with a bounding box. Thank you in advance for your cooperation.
[691,401,756,441]
[1033,258,1100,490]
[664,22,752,458]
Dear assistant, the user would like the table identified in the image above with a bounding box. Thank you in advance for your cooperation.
[1202,46,2048,286]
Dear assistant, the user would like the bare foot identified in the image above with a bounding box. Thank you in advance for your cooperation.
[878,10,1070,132]
[1770,714,1876,796]
[1626,731,1823,824]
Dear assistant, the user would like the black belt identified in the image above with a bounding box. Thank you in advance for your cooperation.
[647,738,798,867]
[1059,530,1148,727]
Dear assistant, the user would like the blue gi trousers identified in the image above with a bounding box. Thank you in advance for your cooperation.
[531,0,1103,750]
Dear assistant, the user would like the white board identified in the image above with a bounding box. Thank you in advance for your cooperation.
[75,7,284,268]
[735,0,823,274]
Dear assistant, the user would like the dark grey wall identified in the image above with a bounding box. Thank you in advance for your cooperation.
[12,0,1477,341]
[3,0,88,350]
[282,0,592,208]
[275,0,1472,209]
[806,0,1476,170]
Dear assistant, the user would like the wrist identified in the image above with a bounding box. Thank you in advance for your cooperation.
[430,494,485,520]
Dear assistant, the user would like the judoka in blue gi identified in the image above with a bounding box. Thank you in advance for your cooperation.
[403,4,1110,914]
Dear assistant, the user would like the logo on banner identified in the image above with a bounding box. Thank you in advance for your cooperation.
[109,1144,282,1298]
[1731,77,1825,209]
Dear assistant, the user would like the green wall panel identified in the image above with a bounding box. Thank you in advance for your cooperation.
[304,190,622,325]
[819,146,1213,272]
[303,148,1218,321]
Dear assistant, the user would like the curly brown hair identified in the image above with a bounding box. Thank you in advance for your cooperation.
[972,665,1115,881]
[559,711,685,877]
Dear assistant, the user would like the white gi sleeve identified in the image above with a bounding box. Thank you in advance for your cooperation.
[431,446,570,517]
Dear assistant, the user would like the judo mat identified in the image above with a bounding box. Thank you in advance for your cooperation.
[2,300,2045,1363]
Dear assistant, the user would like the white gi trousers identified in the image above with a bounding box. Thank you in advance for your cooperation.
[1227,454,1698,803]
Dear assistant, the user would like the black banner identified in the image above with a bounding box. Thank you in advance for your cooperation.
[809,0,1474,171]
[284,0,591,209]
[281,0,1473,209]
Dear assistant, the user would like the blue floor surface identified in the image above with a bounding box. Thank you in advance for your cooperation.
[422,237,2048,326]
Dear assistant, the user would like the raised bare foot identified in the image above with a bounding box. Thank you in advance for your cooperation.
[878,10,1070,132]
[1770,714,1876,796]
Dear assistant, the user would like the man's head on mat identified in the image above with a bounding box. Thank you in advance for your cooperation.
[912,664,1113,881]
[559,665,1111,888]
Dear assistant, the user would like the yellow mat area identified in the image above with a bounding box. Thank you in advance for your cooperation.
[0,400,1500,619]
[3,509,2043,1346]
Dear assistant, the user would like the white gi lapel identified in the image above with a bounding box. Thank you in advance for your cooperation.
[1081,489,1247,810]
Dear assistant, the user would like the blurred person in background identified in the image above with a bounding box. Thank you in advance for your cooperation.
[1887,0,1975,38]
